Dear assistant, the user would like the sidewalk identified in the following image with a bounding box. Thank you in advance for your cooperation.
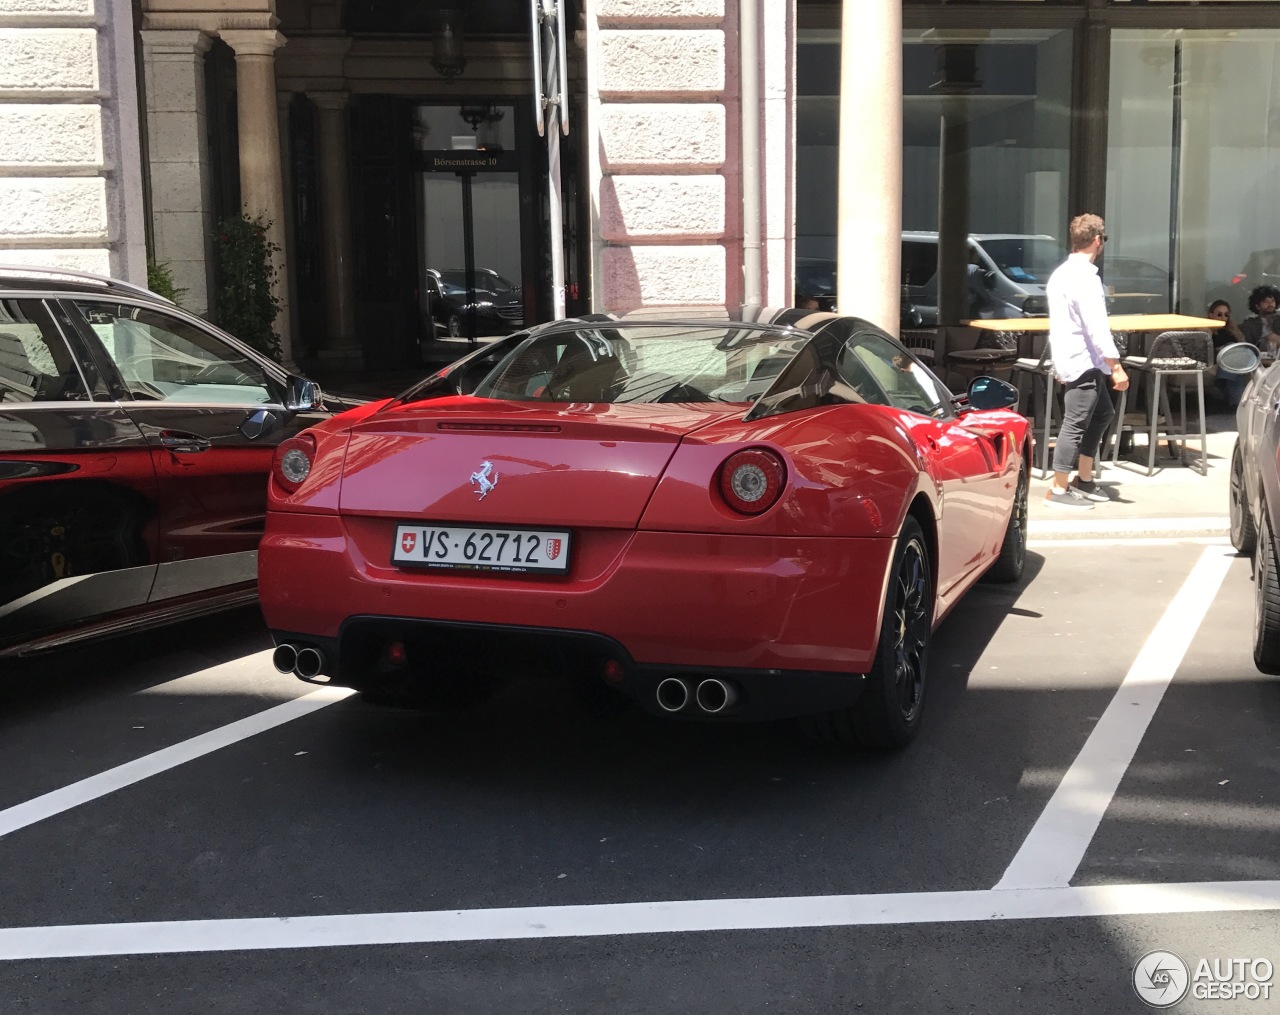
[1028,412,1236,540]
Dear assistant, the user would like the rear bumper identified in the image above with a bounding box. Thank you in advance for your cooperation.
[259,511,895,676]
[269,616,868,722]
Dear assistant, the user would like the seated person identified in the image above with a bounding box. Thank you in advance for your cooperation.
[1239,285,1280,351]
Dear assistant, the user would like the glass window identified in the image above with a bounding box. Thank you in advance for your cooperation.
[0,299,88,403]
[1107,30,1280,318]
[796,28,1073,324]
[71,302,276,405]
[472,324,809,405]
[839,331,952,418]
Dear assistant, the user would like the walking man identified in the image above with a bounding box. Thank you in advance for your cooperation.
[1045,213,1129,508]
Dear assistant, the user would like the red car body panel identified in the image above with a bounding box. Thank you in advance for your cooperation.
[259,511,893,672]
[259,394,1028,676]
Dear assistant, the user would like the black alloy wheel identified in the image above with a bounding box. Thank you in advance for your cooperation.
[984,457,1028,583]
[803,516,933,751]
[884,527,931,727]
[1253,516,1280,674]
[1231,442,1258,555]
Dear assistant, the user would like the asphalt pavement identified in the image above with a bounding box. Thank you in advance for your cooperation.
[0,558,1276,1009]
[0,413,1276,1013]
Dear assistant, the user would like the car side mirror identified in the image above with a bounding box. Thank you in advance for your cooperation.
[967,375,1019,411]
[285,377,321,412]
[983,270,998,290]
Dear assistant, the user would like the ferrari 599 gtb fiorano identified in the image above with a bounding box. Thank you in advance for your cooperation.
[258,309,1030,749]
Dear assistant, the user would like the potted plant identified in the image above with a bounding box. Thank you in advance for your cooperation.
[214,213,282,362]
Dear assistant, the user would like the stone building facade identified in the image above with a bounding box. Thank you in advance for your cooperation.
[0,0,146,281]
[4,1,1277,376]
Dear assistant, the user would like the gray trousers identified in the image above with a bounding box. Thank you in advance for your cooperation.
[1053,368,1114,474]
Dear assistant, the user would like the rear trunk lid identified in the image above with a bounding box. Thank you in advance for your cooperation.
[338,398,740,529]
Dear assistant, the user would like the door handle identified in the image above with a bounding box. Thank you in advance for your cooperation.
[158,430,212,453]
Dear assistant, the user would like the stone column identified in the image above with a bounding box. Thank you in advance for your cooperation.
[140,29,214,315]
[219,29,293,365]
[836,0,902,334]
[310,91,359,364]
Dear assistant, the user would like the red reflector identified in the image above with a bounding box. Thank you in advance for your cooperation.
[386,641,407,666]
[603,659,625,684]
[861,498,883,529]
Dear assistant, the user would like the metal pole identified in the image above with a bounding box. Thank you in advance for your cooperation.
[740,0,761,307]
[548,127,566,319]
[1169,38,1183,315]
[461,170,477,344]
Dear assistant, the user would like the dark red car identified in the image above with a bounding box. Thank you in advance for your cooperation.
[258,309,1031,749]
[0,265,350,657]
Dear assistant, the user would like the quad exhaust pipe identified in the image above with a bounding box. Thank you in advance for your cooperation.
[272,644,298,674]
[295,647,325,679]
[272,642,326,680]
[655,676,739,714]
[655,677,690,713]
[694,678,737,714]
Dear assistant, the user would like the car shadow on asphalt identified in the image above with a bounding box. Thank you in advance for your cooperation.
[0,605,273,732]
[311,550,1050,787]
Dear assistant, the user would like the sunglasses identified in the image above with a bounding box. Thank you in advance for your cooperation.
[1100,234,1109,242]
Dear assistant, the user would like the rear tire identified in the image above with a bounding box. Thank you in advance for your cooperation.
[804,516,933,751]
[983,456,1028,583]
[1231,442,1257,556]
[1253,516,1280,674]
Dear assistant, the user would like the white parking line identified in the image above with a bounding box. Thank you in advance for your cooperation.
[1028,536,1232,549]
[995,545,1236,891]
[0,687,354,841]
[0,881,1276,960]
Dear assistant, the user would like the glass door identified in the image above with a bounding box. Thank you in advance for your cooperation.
[413,103,525,349]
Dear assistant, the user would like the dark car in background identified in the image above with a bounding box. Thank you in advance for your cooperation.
[1228,355,1280,673]
[424,268,524,339]
[0,265,352,657]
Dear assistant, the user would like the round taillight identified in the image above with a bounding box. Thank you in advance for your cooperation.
[718,448,786,515]
[273,434,316,493]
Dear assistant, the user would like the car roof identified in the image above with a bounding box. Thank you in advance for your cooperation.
[0,264,169,303]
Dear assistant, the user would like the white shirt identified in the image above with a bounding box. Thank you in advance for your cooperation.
[1046,253,1120,383]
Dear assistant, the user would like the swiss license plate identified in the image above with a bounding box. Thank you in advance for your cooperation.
[392,523,571,574]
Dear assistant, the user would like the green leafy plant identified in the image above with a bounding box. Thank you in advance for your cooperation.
[146,259,188,306]
[213,213,282,361]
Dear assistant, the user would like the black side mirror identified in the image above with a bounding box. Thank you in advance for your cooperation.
[983,270,998,290]
[285,377,321,412]
[967,375,1019,411]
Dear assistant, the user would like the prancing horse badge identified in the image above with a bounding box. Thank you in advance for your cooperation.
[470,460,498,499]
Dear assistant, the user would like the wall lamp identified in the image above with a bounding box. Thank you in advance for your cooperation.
[431,8,467,79]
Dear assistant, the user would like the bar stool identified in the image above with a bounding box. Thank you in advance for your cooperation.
[1009,335,1055,478]
[1111,330,1212,476]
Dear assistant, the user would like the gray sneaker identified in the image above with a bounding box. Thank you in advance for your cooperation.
[1045,488,1095,510]
[1070,477,1111,503]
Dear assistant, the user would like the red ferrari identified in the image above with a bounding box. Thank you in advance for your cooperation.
[258,309,1031,749]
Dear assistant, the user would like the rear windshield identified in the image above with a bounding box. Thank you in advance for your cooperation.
[470,324,809,404]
